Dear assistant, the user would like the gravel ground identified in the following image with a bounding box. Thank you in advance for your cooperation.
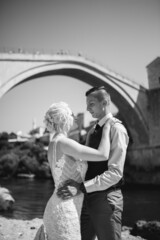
[0,216,145,240]
[0,217,42,240]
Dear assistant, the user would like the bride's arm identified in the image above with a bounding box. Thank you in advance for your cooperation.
[58,123,110,161]
[98,122,111,160]
[85,126,94,146]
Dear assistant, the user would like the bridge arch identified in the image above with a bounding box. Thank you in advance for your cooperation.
[0,54,149,145]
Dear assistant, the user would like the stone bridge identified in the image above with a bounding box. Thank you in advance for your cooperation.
[0,52,160,171]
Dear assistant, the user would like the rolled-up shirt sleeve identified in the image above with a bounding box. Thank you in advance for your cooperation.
[84,123,129,193]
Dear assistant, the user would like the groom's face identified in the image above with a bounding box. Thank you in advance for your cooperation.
[86,95,104,119]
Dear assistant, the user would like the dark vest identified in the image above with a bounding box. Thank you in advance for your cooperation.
[85,123,124,188]
[85,125,108,180]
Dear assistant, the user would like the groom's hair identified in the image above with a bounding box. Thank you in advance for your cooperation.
[85,86,111,103]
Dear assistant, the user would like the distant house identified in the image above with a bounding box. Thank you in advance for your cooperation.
[29,126,45,138]
[8,131,31,143]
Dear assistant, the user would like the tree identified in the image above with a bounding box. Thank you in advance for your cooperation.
[0,153,20,178]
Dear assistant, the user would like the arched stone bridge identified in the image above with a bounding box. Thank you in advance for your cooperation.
[0,52,151,147]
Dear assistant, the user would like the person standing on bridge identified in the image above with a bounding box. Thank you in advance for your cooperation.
[57,86,129,240]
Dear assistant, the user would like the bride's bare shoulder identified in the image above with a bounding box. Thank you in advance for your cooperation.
[49,135,71,149]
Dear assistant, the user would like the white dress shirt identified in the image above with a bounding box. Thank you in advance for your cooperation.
[84,113,129,193]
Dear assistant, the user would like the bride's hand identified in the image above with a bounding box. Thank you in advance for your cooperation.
[104,118,112,130]
[57,179,81,200]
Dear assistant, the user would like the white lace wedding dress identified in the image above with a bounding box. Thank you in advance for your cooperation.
[34,135,88,240]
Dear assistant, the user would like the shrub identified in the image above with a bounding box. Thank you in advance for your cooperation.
[0,152,20,178]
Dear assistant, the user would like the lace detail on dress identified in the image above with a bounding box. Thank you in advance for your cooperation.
[76,160,87,180]
[54,156,66,189]
[50,137,87,190]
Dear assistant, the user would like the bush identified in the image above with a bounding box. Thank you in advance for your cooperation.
[0,132,10,150]
[0,152,20,178]
[19,155,39,174]
[0,134,49,179]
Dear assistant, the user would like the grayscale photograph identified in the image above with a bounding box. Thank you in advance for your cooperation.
[0,0,160,240]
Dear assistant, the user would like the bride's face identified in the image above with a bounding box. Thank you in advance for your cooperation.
[70,113,78,130]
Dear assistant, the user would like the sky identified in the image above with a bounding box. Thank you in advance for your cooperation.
[0,0,160,134]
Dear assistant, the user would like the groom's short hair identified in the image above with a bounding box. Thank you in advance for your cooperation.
[85,86,111,103]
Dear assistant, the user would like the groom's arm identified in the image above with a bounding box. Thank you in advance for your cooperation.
[84,123,129,193]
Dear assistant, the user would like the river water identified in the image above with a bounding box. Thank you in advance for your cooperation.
[1,178,160,227]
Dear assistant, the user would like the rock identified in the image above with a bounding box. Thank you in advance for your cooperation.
[0,187,15,211]
[131,220,160,240]
[122,226,146,240]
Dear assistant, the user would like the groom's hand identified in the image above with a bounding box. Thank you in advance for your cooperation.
[56,179,81,200]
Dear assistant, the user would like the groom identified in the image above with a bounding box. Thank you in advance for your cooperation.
[57,86,129,240]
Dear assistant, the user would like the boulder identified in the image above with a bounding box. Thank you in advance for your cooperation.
[0,187,15,211]
[131,220,160,240]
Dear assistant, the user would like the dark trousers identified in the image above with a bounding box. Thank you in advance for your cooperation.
[81,189,123,240]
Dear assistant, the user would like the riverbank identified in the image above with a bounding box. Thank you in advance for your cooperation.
[0,217,41,240]
[0,216,145,240]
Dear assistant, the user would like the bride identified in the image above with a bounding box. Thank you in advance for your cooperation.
[34,101,110,240]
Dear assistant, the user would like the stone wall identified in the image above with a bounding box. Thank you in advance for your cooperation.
[146,57,160,146]
[125,146,160,184]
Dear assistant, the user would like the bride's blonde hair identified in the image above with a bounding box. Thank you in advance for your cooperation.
[44,102,73,134]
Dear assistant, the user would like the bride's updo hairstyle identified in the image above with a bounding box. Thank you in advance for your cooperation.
[44,102,73,134]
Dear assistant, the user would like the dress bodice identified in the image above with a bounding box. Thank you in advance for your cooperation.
[48,135,88,190]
